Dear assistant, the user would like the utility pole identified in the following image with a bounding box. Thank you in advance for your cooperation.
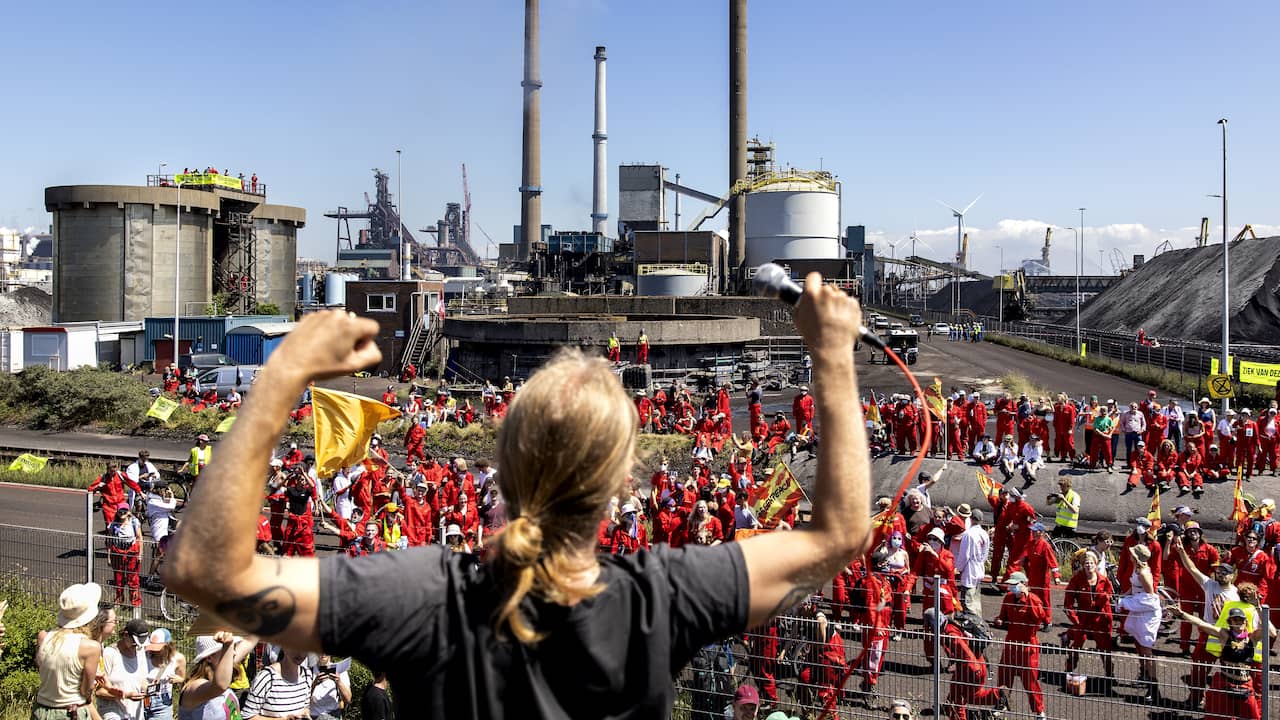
[1218,118,1230,414]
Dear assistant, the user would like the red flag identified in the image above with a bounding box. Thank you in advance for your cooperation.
[747,460,803,529]
[976,469,1002,501]
[923,377,945,420]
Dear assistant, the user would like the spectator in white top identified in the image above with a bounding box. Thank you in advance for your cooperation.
[145,485,179,543]
[1164,400,1185,451]
[1020,435,1046,484]
[914,470,941,509]
[309,655,351,720]
[997,435,1020,480]
[125,451,160,508]
[1119,403,1147,460]
[331,471,353,521]
[98,618,153,720]
[972,434,998,464]
[955,508,991,615]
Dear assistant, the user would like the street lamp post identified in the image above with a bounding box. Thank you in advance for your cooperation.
[1218,118,1230,413]
[995,244,1003,324]
[174,177,184,366]
[158,162,166,183]
[1061,227,1080,354]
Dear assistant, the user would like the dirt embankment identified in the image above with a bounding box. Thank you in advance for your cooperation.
[1077,236,1280,344]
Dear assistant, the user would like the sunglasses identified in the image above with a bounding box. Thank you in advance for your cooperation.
[892,714,911,719]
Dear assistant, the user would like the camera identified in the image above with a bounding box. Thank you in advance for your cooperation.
[1156,524,1183,541]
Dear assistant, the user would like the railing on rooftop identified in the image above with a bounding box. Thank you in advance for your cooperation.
[146,173,267,197]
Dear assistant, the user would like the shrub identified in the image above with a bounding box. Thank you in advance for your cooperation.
[10,365,152,430]
[342,658,383,720]
[0,581,58,713]
[0,460,99,489]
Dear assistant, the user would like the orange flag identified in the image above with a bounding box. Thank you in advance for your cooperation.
[924,377,946,420]
[1231,467,1248,523]
[1147,487,1162,531]
[747,460,803,529]
[976,469,1002,501]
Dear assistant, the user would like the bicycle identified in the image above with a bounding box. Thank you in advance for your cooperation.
[159,586,198,624]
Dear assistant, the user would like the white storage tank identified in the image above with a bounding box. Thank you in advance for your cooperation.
[324,272,358,307]
[636,267,708,296]
[301,271,315,305]
[744,174,841,268]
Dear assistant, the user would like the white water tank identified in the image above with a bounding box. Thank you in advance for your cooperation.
[745,176,841,268]
[325,272,358,306]
[301,271,315,305]
[636,268,707,296]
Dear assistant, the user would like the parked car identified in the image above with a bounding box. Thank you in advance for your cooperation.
[909,314,924,327]
[931,322,951,334]
[873,317,890,332]
[178,353,236,371]
[889,322,904,331]
[193,365,260,397]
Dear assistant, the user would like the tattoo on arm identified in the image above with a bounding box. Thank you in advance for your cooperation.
[215,585,297,636]
[765,564,833,619]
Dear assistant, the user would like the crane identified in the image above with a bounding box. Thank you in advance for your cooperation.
[1197,217,1210,247]
[1232,224,1257,242]
[462,163,472,254]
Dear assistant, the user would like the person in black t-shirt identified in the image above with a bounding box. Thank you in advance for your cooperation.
[361,672,394,720]
[165,282,872,720]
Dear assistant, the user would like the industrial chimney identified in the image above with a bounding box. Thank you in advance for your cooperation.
[519,0,542,260]
[591,46,608,236]
[728,0,747,289]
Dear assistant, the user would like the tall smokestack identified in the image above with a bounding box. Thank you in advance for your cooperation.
[591,46,608,236]
[728,0,747,289]
[520,0,542,260]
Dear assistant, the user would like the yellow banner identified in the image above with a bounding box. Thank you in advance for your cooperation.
[1239,360,1280,387]
[215,415,236,433]
[1206,374,1234,399]
[174,173,245,190]
[748,460,803,529]
[8,453,48,473]
[146,396,180,422]
[1209,355,1235,375]
[1080,343,1086,358]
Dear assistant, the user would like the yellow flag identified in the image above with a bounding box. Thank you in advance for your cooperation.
[215,415,236,433]
[1148,487,1161,531]
[747,460,803,528]
[976,469,1002,500]
[146,396,180,422]
[923,377,945,420]
[8,453,48,473]
[311,387,402,477]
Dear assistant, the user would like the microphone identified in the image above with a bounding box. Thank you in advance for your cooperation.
[751,263,885,350]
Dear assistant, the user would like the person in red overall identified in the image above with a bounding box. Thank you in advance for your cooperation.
[1203,443,1230,480]
[893,399,918,453]
[805,611,848,713]
[945,398,966,460]
[746,618,781,704]
[852,552,893,693]
[347,522,388,557]
[1227,531,1273,605]
[401,481,435,546]
[634,391,653,430]
[380,384,397,406]
[1007,523,1061,611]
[1153,439,1179,491]
[792,386,815,435]
[924,609,1003,720]
[106,507,143,607]
[869,498,907,558]
[1177,442,1205,493]
[1175,522,1219,653]
[1126,440,1156,489]
[765,413,791,453]
[352,460,376,522]
[88,462,143,527]
[1052,393,1078,461]
[994,394,1017,449]
[281,468,318,557]
[1117,518,1163,593]
[966,393,988,453]
[403,420,427,464]
[1235,408,1260,478]
[995,487,1036,582]
[1063,549,1114,682]
[992,572,1050,718]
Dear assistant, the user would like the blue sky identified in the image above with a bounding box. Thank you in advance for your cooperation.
[3,1,1277,276]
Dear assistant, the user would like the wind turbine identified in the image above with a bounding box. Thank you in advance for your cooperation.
[937,194,982,270]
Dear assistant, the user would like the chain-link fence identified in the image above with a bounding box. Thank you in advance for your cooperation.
[675,581,1276,720]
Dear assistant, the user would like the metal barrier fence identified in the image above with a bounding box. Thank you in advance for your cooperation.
[675,583,1276,720]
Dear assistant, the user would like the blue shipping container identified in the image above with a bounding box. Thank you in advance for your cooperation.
[225,322,296,365]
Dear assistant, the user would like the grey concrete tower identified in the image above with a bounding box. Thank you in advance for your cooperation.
[520,0,542,259]
[591,46,608,236]
[729,0,747,287]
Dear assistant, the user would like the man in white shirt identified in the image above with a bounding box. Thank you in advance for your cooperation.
[99,619,153,720]
[331,471,354,521]
[972,434,998,464]
[956,508,991,615]
[124,451,160,508]
[1171,537,1240,709]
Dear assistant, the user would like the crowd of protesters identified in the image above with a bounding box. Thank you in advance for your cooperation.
[71,355,1280,720]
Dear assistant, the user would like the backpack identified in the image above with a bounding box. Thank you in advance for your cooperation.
[688,642,735,716]
[949,610,994,660]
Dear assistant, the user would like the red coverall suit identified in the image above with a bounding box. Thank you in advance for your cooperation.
[941,622,1002,720]
[946,404,966,460]
[792,392,815,435]
[87,471,143,527]
[1144,412,1168,452]
[994,590,1050,716]
[716,388,732,429]
[1063,571,1114,675]
[997,499,1037,581]
[1235,418,1259,477]
[805,624,847,712]
[853,570,892,691]
[635,396,652,429]
[1258,413,1279,472]
[1117,534,1162,592]
[966,400,988,452]
[107,519,142,607]
[401,494,434,546]
[1177,446,1204,491]
[746,620,781,703]
[766,417,792,452]
[1228,546,1273,605]
[1177,540,1219,652]
[1053,401,1078,460]
[994,401,1016,445]
[894,403,919,453]
[1008,535,1061,610]
[1154,445,1178,488]
[282,477,318,557]
[986,495,1011,580]
[403,423,427,464]
[1216,421,1236,468]
[1126,448,1156,488]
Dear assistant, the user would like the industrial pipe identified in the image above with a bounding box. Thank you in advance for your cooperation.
[520,0,542,260]
[728,0,747,290]
[591,46,608,236]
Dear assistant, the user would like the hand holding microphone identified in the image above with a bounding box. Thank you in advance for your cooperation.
[751,263,883,351]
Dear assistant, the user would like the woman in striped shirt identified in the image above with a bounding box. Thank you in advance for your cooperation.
[242,648,313,719]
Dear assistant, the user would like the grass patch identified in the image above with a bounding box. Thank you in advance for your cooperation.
[0,459,100,489]
[999,372,1053,401]
[988,333,1276,406]
[636,434,694,467]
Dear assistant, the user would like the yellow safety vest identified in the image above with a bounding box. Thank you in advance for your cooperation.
[639,334,648,345]
[1055,489,1080,529]
[1205,600,1263,662]
[189,446,212,475]
[608,336,619,350]
[381,517,402,547]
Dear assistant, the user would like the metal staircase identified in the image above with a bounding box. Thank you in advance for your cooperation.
[400,315,443,373]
